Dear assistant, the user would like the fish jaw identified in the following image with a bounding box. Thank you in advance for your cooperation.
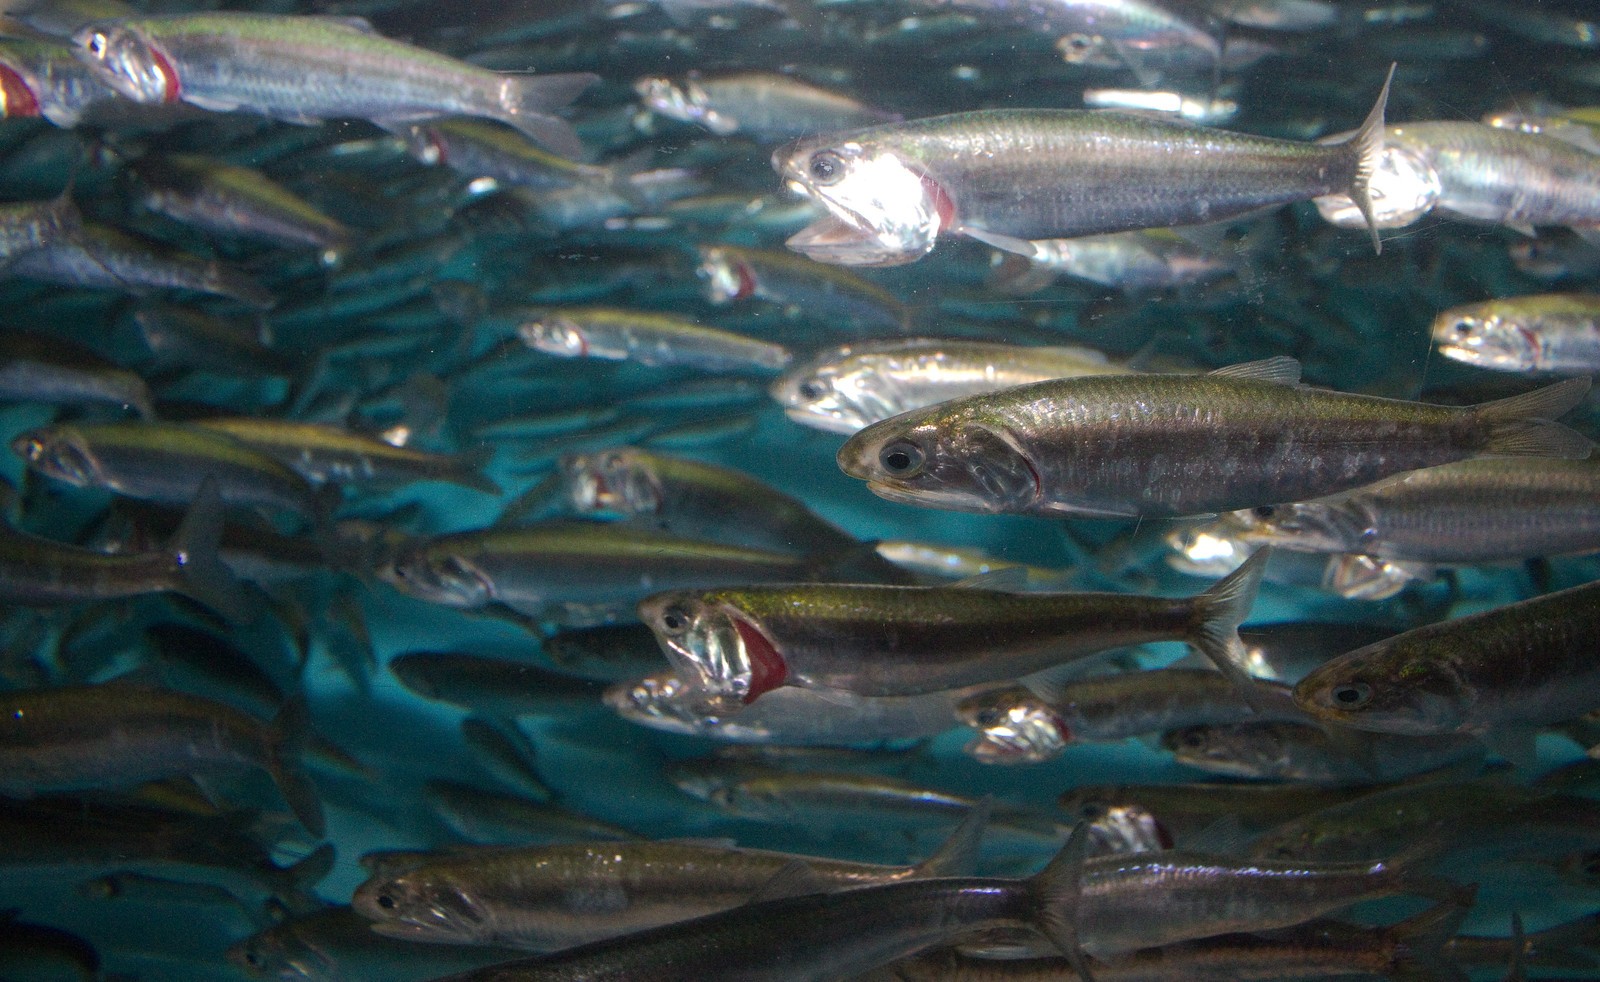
[839,417,1044,515]
[785,214,931,267]
[638,593,773,709]
[1432,313,1542,372]
[773,137,944,266]
[73,23,180,105]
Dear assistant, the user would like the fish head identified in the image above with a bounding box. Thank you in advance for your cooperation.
[696,245,759,304]
[1163,519,1257,577]
[769,347,894,434]
[519,314,590,359]
[12,426,101,487]
[226,931,323,981]
[1432,309,1540,371]
[773,137,943,267]
[562,448,661,518]
[73,22,179,105]
[1294,641,1471,734]
[633,76,713,128]
[1055,32,1122,68]
[603,672,713,733]
[958,686,1071,763]
[837,409,1042,514]
[1162,722,1311,779]
[638,591,784,708]
[0,60,41,120]
[1227,501,1369,554]
[353,872,494,944]
[376,545,493,609]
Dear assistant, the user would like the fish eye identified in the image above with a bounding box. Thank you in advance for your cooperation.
[1179,729,1206,749]
[1079,800,1106,820]
[1252,505,1275,519]
[878,440,924,477]
[808,151,846,186]
[798,380,826,401]
[974,707,1001,728]
[659,605,691,634]
[1330,681,1373,708]
[377,893,397,910]
[1453,320,1474,336]
[243,950,264,968]
[87,32,106,57]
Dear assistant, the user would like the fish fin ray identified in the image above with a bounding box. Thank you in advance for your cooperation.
[496,73,598,158]
[268,697,326,839]
[166,476,254,624]
[1030,821,1096,981]
[1345,62,1395,255]
[1388,892,1475,982]
[961,226,1041,258]
[1208,356,1301,385]
[1476,377,1594,458]
[914,797,990,878]
[1189,548,1271,709]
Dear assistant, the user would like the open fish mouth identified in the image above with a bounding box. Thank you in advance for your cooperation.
[785,214,926,267]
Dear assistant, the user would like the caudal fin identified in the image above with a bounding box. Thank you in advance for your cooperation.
[166,477,253,624]
[1188,548,1271,707]
[912,798,989,878]
[1028,821,1097,982]
[1387,889,1475,982]
[1476,376,1594,458]
[1344,63,1395,255]
[497,73,598,160]
[267,697,327,839]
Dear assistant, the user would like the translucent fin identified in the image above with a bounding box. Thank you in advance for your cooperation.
[949,566,1033,592]
[1389,895,1474,982]
[913,798,990,878]
[747,860,829,903]
[1344,63,1395,255]
[1029,821,1095,981]
[166,477,253,624]
[267,697,326,839]
[1187,548,1271,710]
[283,842,336,891]
[961,226,1042,258]
[496,73,599,159]
[1475,377,1595,458]
[1208,356,1302,385]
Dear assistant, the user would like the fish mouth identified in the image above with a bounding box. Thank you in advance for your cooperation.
[783,405,859,435]
[785,214,925,267]
[866,480,999,514]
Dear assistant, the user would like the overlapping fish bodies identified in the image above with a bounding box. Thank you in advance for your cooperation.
[639,549,1266,709]
[71,13,597,157]
[774,67,1391,266]
[837,357,1593,519]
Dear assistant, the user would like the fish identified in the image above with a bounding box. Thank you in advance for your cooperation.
[771,338,1131,435]
[835,357,1594,519]
[988,228,1237,294]
[1164,720,1485,782]
[634,71,899,141]
[773,67,1391,266]
[0,330,153,418]
[518,307,790,373]
[0,192,82,259]
[461,717,555,802]
[0,687,324,836]
[0,910,101,982]
[1058,780,1388,846]
[1294,578,1600,744]
[4,221,275,307]
[390,652,608,717]
[540,623,675,682]
[1434,293,1600,374]
[229,906,524,982]
[408,828,1095,982]
[637,548,1266,708]
[72,12,597,156]
[1221,459,1600,564]
[695,244,911,330]
[0,36,126,127]
[422,780,641,845]
[350,808,983,949]
[133,303,296,379]
[13,420,326,521]
[397,117,634,192]
[190,417,499,493]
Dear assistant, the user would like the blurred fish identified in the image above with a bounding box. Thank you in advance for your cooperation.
[638,549,1265,708]
[771,338,1130,435]
[461,716,555,802]
[0,910,100,982]
[872,540,1077,587]
[391,652,608,717]
[937,0,1225,81]
[1448,913,1600,976]
[351,808,983,949]
[518,306,790,373]
[0,36,125,127]
[1164,720,1485,782]
[1485,104,1600,156]
[635,71,898,140]
[398,117,636,193]
[1079,87,1239,125]
[423,780,641,845]
[133,303,296,379]
[696,244,911,329]
[988,228,1236,293]
[1434,293,1600,374]
[1221,459,1600,564]
[229,906,524,982]
[835,357,1593,519]
[72,12,597,156]
[774,69,1390,266]
[1059,779,1385,846]
[0,330,152,418]
[0,687,324,836]
[1295,578,1600,748]
[541,623,671,682]
[4,221,275,307]
[0,192,80,259]
[192,417,499,493]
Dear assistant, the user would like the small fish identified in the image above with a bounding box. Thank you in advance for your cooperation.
[4,221,274,307]
[0,193,81,259]
[696,244,911,330]
[608,671,969,746]
[0,687,323,836]
[1295,578,1600,742]
[72,13,597,157]
[1059,779,1383,846]
[941,0,1226,81]
[835,357,1593,519]
[390,652,607,717]
[0,911,101,982]
[541,623,673,682]
[0,36,126,127]
[1164,720,1485,782]
[1079,88,1239,125]
[0,330,152,418]
[771,338,1130,435]
[398,117,630,192]
[518,307,790,373]
[351,809,982,950]
[988,229,1236,294]
[1223,459,1600,564]
[423,780,640,846]
[774,68,1390,266]
[872,540,1077,587]
[191,417,499,493]
[14,421,325,521]
[230,906,523,982]
[635,72,898,141]
[639,549,1265,708]
[1435,293,1600,374]
[133,303,296,379]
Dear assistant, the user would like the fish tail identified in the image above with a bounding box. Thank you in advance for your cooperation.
[1475,376,1595,458]
[280,841,336,893]
[267,696,327,839]
[911,798,989,878]
[1187,547,1271,708]
[1343,62,1395,256]
[1504,912,1600,971]
[166,476,253,624]
[1388,893,1474,982]
[1027,821,1097,981]
[203,260,275,309]
[495,72,598,160]
[447,446,502,495]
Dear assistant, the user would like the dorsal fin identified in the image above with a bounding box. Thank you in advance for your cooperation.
[1208,356,1301,386]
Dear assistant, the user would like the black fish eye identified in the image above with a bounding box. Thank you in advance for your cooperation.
[808,151,846,186]
[1454,321,1474,335]
[879,440,924,477]
[1180,730,1206,749]
[798,380,826,400]
[1330,681,1373,707]
[243,950,263,967]
[1252,505,1275,519]
[377,893,396,909]
[88,32,106,56]
[1079,801,1106,819]
[974,708,1001,727]
[660,606,691,633]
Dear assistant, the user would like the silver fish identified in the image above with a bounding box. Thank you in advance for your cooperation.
[635,71,899,141]
[1434,293,1600,374]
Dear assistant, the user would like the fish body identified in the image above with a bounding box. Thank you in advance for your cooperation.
[635,72,899,141]
[133,304,295,378]
[0,331,152,418]
[1435,293,1600,373]
[774,70,1389,266]
[1295,578,1600,736]
[835,358,1593,518]
[519,307,790,373]
[4,221,273,307]
[772,338,1129,435]
[230,906,522,982]
[72,13,596,156]
[696,244,910,329]
[399,117,618,190]
[991,229,1235,293]
[0,36,124,127]
[192,417,498,493]
[1165,720,1484,781]
[390,653,607,716]
[640,550,1263,707]
[0,194,82,259]
[1225,458,1600,563]
[0,687,322,836]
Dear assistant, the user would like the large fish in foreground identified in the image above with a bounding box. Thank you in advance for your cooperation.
[71,12,596,157]
[836,357,1593,519]
[772,67,1392,266]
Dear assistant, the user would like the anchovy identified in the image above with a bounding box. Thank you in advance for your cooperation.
[133,304,296,379]
[696,244,911,330]
[0,193,81,259]
[835,357,1593,519]
[0,331,152,419]
[1164,720,1485,782]
[1435,292,1600,373]
[390,652,607,717]
[192,417,499,493]
[635,72,899,141]
[0,36,125,127]
[638,549,1265,707]
[990,229,1236,293]
[229,906,522,982]
[72,13,596,157]
[422,781,641,846]
[518,307,790,373]
[4,221,274,307]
